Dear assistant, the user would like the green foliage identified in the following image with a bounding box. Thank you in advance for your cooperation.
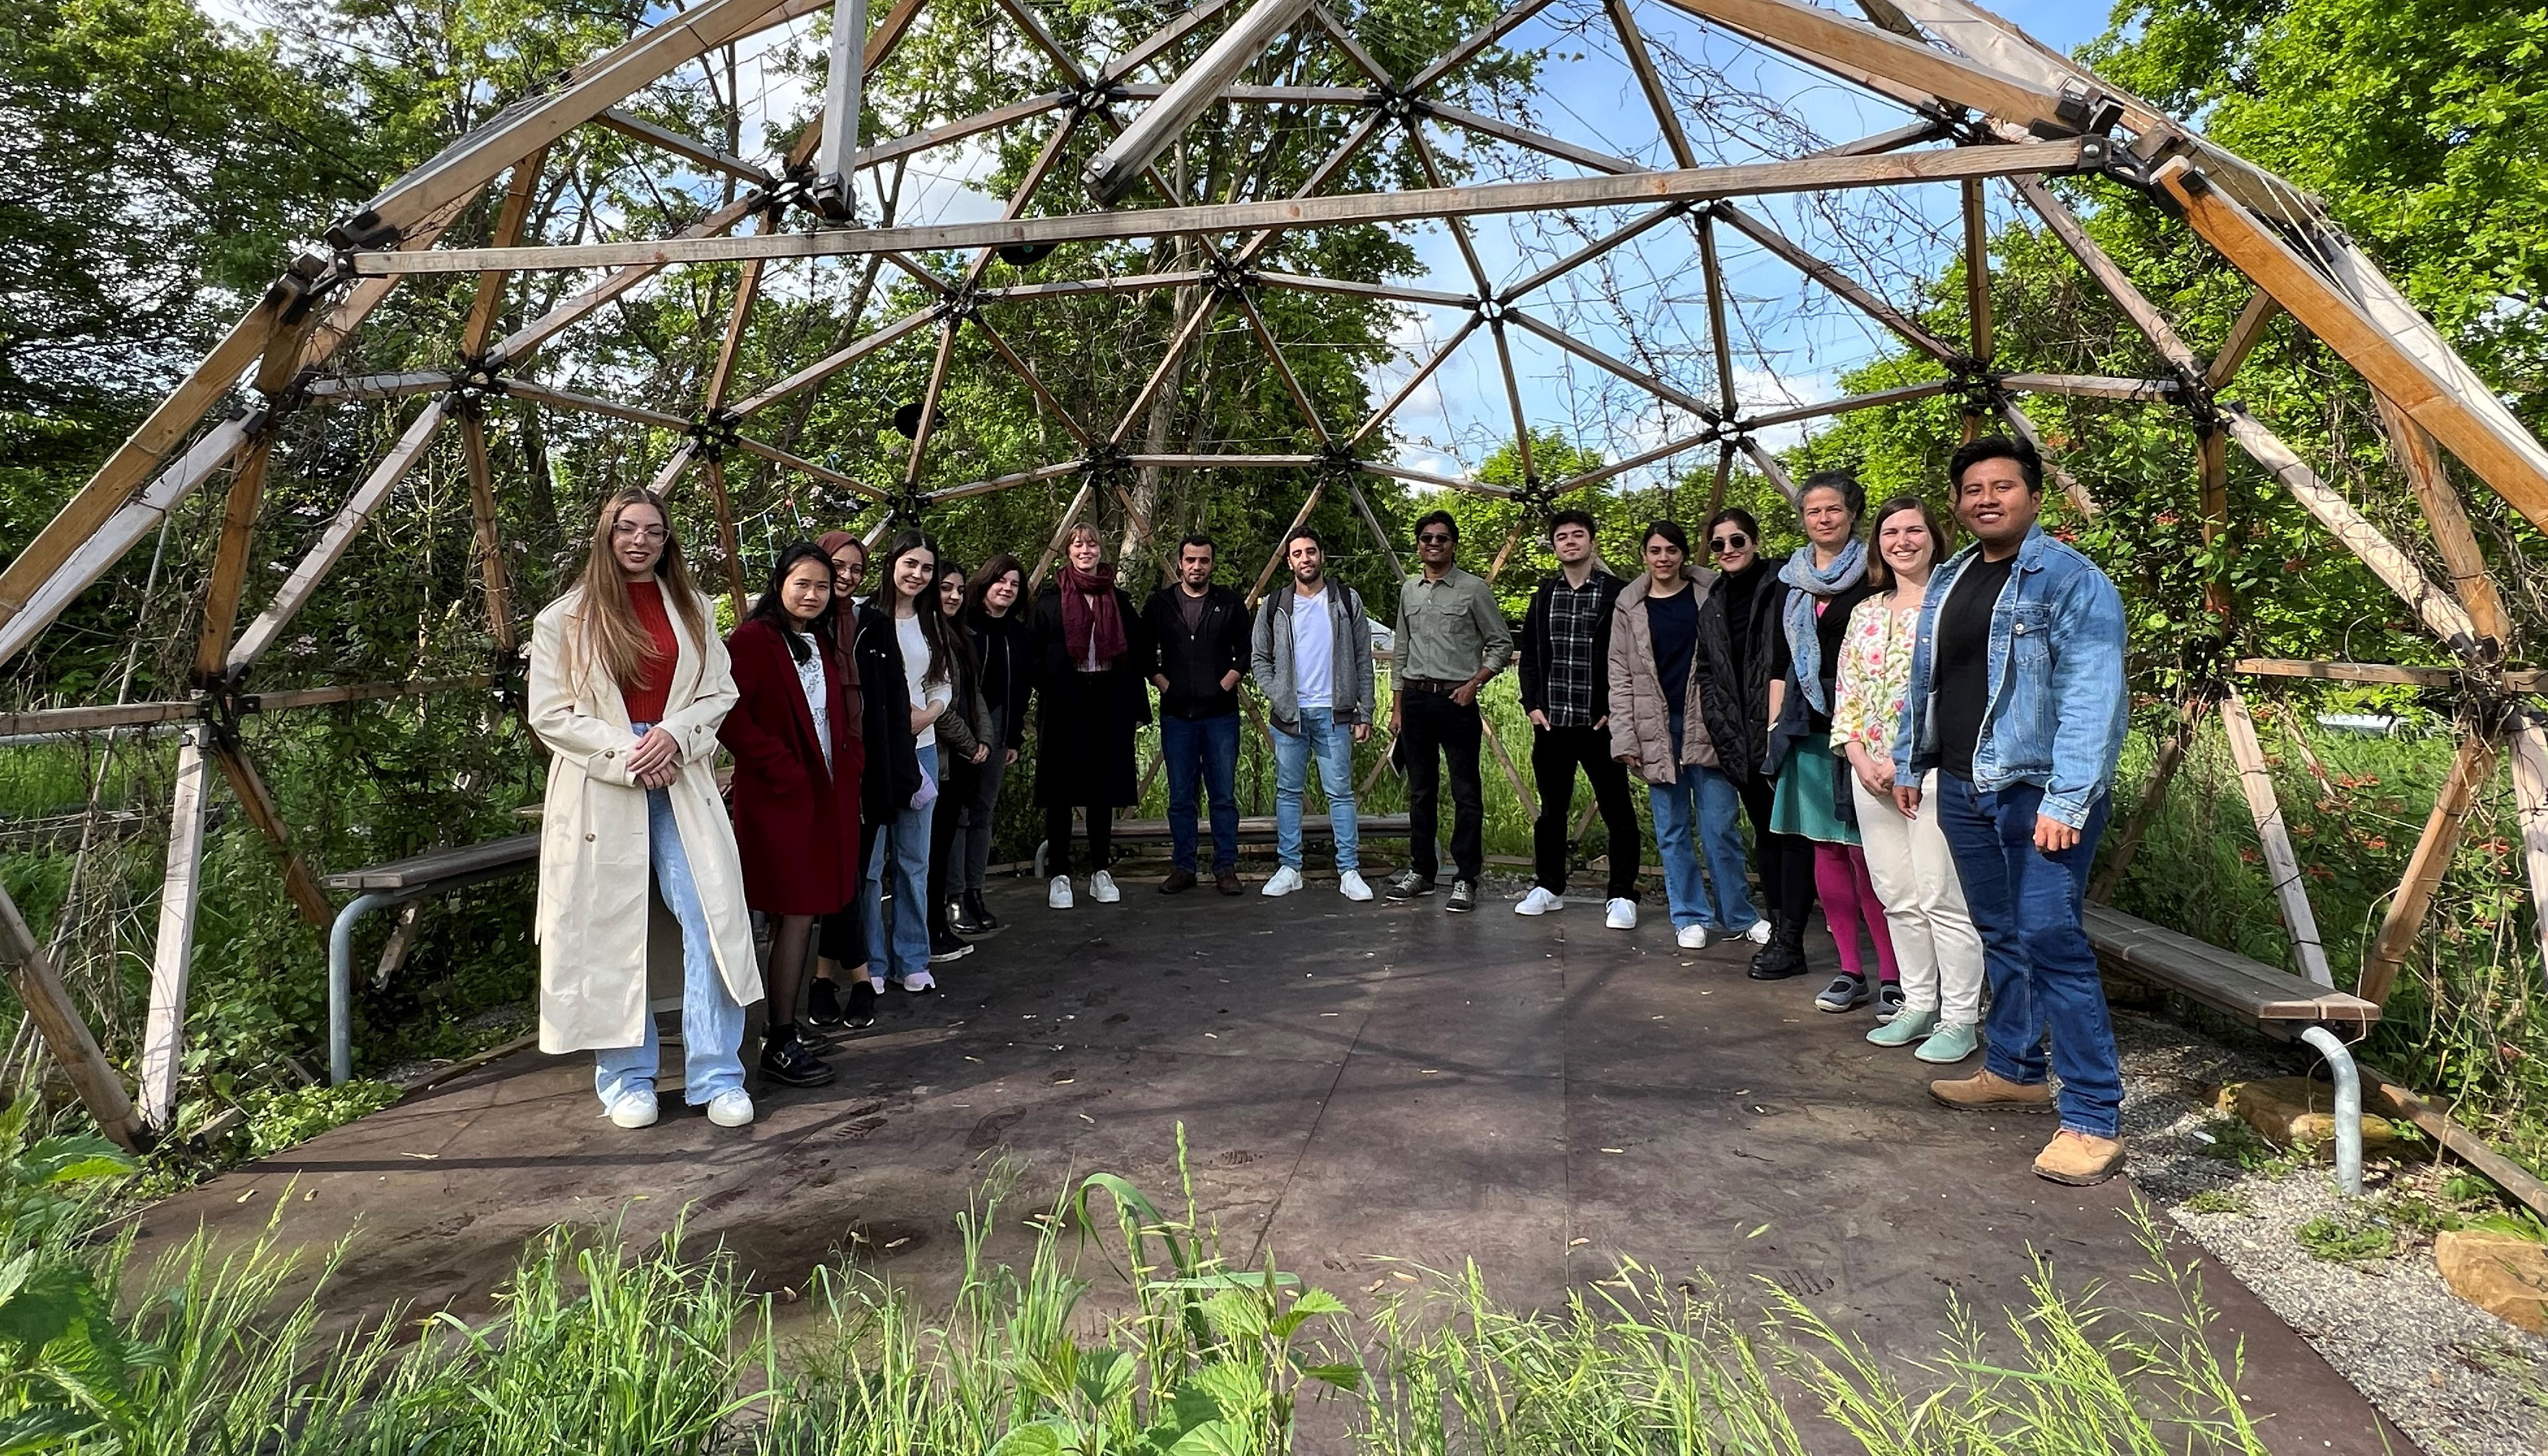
[240,1081,401,1160]
[2184,1189,2251,1215]
[2295,1211,2395,1263]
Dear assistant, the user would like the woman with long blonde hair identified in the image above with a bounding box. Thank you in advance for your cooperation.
[529,488,763,1131]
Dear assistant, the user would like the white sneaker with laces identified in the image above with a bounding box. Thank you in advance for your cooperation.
[706,1089,755,1128]
[1090,870,1121,903]
[1744,918,1773,946]
[1675,923,1712,950]
[1261,864,1305,897]
[1605,898,1638,930]
[1048,875,1074,908]
[1514,886,1562,916]
[1338,869,1372,901]
[607,1089,658,1130]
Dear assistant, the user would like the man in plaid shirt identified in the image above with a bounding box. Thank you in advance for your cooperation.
[1515,510,1640,927]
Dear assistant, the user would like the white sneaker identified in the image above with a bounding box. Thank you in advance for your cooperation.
[894,969,936,992]
[1338,869,1372,902]
[1605,898,1638,930]
[868,975,886,994]
[1090,870,1121,903]
[1261,864,1305,897]
[1676,923,1712,950]
[1744,918,1773,946]
[606,1089,658,1130]
[1048,875,1074,908]
[706,1089,754,1128]
[1514,886,1563,916]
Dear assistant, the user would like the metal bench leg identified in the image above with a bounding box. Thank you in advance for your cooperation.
[2300,1026,2364,1197]
[328,890,398,1087]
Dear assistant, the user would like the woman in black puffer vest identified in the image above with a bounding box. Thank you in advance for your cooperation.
[1693,507,1818,976]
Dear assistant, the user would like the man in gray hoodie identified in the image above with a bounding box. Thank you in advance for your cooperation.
[1251,527,1376,901]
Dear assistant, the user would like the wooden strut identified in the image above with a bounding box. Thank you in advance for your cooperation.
[2088,690,2206,905]
[2218,685,2335,988]
[2509,715,2548,999]
[0,880,143,1150]
[140,728,213,1130]
[2359,735,2501,1009]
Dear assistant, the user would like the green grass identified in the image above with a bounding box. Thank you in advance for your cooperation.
[2294,1212,2395,1264]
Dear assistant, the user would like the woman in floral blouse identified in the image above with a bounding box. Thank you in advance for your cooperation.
[1831,496,1984,1063]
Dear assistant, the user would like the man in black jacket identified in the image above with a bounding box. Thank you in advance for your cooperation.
[1143,535,1251,894]
[1515,510,1641,925]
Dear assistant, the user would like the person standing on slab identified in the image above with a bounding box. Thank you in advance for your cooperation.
[1252,527,1375,902]
[1514,510,1639,929]
[1029,522,1148,910]
[923,557,993,963]
[806,530,881,1031]
[1385,510,1512,914]
[1143,535,1250,896]
[950,555,1031,935]
[1895,435,2130,1187]
[1694,509,1808,970]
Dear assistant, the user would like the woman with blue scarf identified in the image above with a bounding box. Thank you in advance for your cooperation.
[1768,473,1902,1017]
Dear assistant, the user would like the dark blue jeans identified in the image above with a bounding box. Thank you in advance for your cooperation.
[1933,774,2121,1138]
[1161,711,1241,873]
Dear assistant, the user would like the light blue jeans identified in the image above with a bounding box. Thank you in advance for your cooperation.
[862,742,936,983]
[1646,713,1762,934]
[594,725,747,1111]
[1272,708,1359,872]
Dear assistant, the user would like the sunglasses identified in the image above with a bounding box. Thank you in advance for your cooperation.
[1708,533,1749,551]
[1416,531,1455,544]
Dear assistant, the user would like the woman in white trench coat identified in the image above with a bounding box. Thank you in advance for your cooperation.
[529,488,765,1130]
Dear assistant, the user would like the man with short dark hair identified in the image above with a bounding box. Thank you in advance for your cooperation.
[1144,534,1250,894]
[1895,435,2130,1186]
[1387,509,1512,913]
[1252,527,1375,901]
[1515,510,1639,926]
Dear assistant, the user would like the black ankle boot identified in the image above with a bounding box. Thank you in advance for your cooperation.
[1747,914,1788,972]
[759,1023,836,1087]
[949,894,988,936]
[966,890,1000,931]
[1747,915,1811,981]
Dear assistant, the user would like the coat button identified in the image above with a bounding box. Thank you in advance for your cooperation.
[585,832,596,841]
[605,748,617,757]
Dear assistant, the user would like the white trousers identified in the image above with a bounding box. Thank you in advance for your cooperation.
[1850,769,1984,1024]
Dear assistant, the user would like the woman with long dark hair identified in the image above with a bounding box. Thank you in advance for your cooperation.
[1694,506,1812,974]
[924,558,993,961]
[529,488,761,1131]
[858,532,955,991]
[1029,523,1148,908]
[720,542,862,1088]
[806,529,883,1030]
[951,555,1030,933]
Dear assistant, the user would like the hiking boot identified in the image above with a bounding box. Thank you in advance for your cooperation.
[804,977,845,1028]
[1385,869,1433,900]
[1814,974,1869,1013]
[2034,1130,2126,1186]
[1929,1068,2052,1112]
[1160,867,1198,895]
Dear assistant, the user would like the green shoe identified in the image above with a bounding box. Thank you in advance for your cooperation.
[1914,1021,1979,1064]
[1866,1005,1936,1047]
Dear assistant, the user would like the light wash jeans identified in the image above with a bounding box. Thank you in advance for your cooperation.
[1645,713,1761,934]
[594,724,747,1111]
[1271,708,1359,872]
[862,742,936,984]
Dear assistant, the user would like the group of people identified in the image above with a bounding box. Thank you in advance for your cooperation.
[525,432,2132,1185]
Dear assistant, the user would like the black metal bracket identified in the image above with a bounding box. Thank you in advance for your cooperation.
[1206,255,1258,297]
[451,354,511,410]
[196,674,259,748]
[689,408,743,460]
[1368,84,1420,125]
[1072,79,1125,118]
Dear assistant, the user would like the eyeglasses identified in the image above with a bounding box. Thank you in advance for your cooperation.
[1416,531,1455,545]
[1708,533,1749,552]
[612,523,668,542]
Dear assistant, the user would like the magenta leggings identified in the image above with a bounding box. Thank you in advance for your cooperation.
[1814,841,1900,983]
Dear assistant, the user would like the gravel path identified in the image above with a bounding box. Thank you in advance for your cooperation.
[2114,1011,2548,1456]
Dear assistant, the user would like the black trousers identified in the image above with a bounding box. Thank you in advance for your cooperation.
[927,747,981,936]
[1530,724,1639,900]
[817,820,879,967]
[1044,802,1113,877]
[1400,689,1484,883]
[1738,771,1816,923]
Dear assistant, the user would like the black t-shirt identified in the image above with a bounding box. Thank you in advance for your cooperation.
[1647,585,1700,719]
[1935,553,2017,779]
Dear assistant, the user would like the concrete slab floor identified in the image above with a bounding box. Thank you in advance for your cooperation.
[129,873,2408,1452]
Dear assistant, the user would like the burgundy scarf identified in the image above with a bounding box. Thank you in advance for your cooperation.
[1059,563,1128,668]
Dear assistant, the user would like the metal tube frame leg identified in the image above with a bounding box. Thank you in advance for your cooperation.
[2300,1024,2364,1197]
[328,890,399,1085]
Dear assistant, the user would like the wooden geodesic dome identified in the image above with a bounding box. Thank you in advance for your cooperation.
[1,0,2542,1147]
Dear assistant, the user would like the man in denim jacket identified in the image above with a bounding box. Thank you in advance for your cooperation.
[1892,436,2130,1186]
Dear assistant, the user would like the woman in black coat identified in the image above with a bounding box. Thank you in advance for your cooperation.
[1693,506,1818,976]
[1029,522,1150,910]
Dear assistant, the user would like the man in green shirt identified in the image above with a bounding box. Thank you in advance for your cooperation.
[1385,509,1513,912]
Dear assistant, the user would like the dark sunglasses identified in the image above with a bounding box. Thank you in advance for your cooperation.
[1416,531,1455,544]
[1708,533,1749,551]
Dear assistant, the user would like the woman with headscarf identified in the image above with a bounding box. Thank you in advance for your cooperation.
[1028,522,1149,908]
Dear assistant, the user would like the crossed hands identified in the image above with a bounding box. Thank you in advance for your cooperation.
[626,727,682,789]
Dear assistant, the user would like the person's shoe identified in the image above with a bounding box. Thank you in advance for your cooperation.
[1048,875,1074,909]
[607,1089,659,1130]
[844,979,879,1029]
[804,977,845,1028]
[1515,886,1562,916]
[966,891,1001,931]
[2034,1129,2126,1186]
[706,1089,755,1128]
[949,895,989,935]
[868,974,886,994]
[1160,867,1197,895]
[1446,880,1477,914]
[893,969,938,994]
[1605,898,1637,931]
[1675,923,1710,951]
[1866,1005,1937,1047]
[1814,975,1870,1013]
[1743,918,1773,946]
[929,929,974,963]
[759,1025,837,1087]
[1874,981,1907,1022]
[1746,918,1809,981]
[1338,869,1373,902]
[1261,864,1305,897]
[1914,1021,1978,1065]
[1090,871,1122,903]
[1215,869,1242,895]
[1385,870,1433,900]
[1930,1068,2053,1111]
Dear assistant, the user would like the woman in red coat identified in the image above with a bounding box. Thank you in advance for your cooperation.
[721,541,864,1089]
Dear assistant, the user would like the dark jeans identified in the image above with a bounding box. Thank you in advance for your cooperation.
[1933,773,2121,1138]
[957,708,1009,896]
[1738,771,1815,924]
[1161,711,1241,873]
[1400,689,1483,883]
[928,742,984,936]
[1044,802,1114,877]
[1528,723,1638,900]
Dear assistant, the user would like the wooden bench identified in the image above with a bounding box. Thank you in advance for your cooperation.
[2082,901,2380,1191]
[321,834,540,1084]
[1037,814,1413,877]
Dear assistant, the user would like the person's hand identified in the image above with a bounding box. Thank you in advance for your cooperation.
[1351,722,1371,743]
[1005,748,1020,766]
[1151,674,1170,693]
[1619,752,1639,770]
[641,763,680,789]
[1849,750,1891,801]
[1388,706,1402,735]
[971,745,990,765]
[1592,715,1608,732]
[626,726,680,780]
[1893,782,1922,817]
[1450,680,1479,708]
[2034,815,2080,853]
[1526,708,1550,730]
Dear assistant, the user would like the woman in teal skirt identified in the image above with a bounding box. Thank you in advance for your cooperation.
[1767,473,1902,1017]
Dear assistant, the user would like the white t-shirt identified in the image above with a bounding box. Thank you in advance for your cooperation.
[1291,586,1333,712]
[896,612,953,749]
[790,631,831,771]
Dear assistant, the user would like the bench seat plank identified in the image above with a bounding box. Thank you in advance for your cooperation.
[1106,814,1414,841]
[322,832,540,891]
[2083,903,2379,1027]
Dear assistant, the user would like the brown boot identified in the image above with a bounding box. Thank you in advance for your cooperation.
[1160,868,1197,895]
[2034,1129,2126,1185]
[1929,1068,2053,1111]
[1215,869,1241,895]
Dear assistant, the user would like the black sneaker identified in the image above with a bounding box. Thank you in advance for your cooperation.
[804,977,845,1028]
[1385,870,1433,900]
[1814,975,1870,1013]
[844,979,878,1029]
[1446,879,1477,913]
[760,1024,836,1087]
[929,929,974,963]
[1875,981,1907,1022]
